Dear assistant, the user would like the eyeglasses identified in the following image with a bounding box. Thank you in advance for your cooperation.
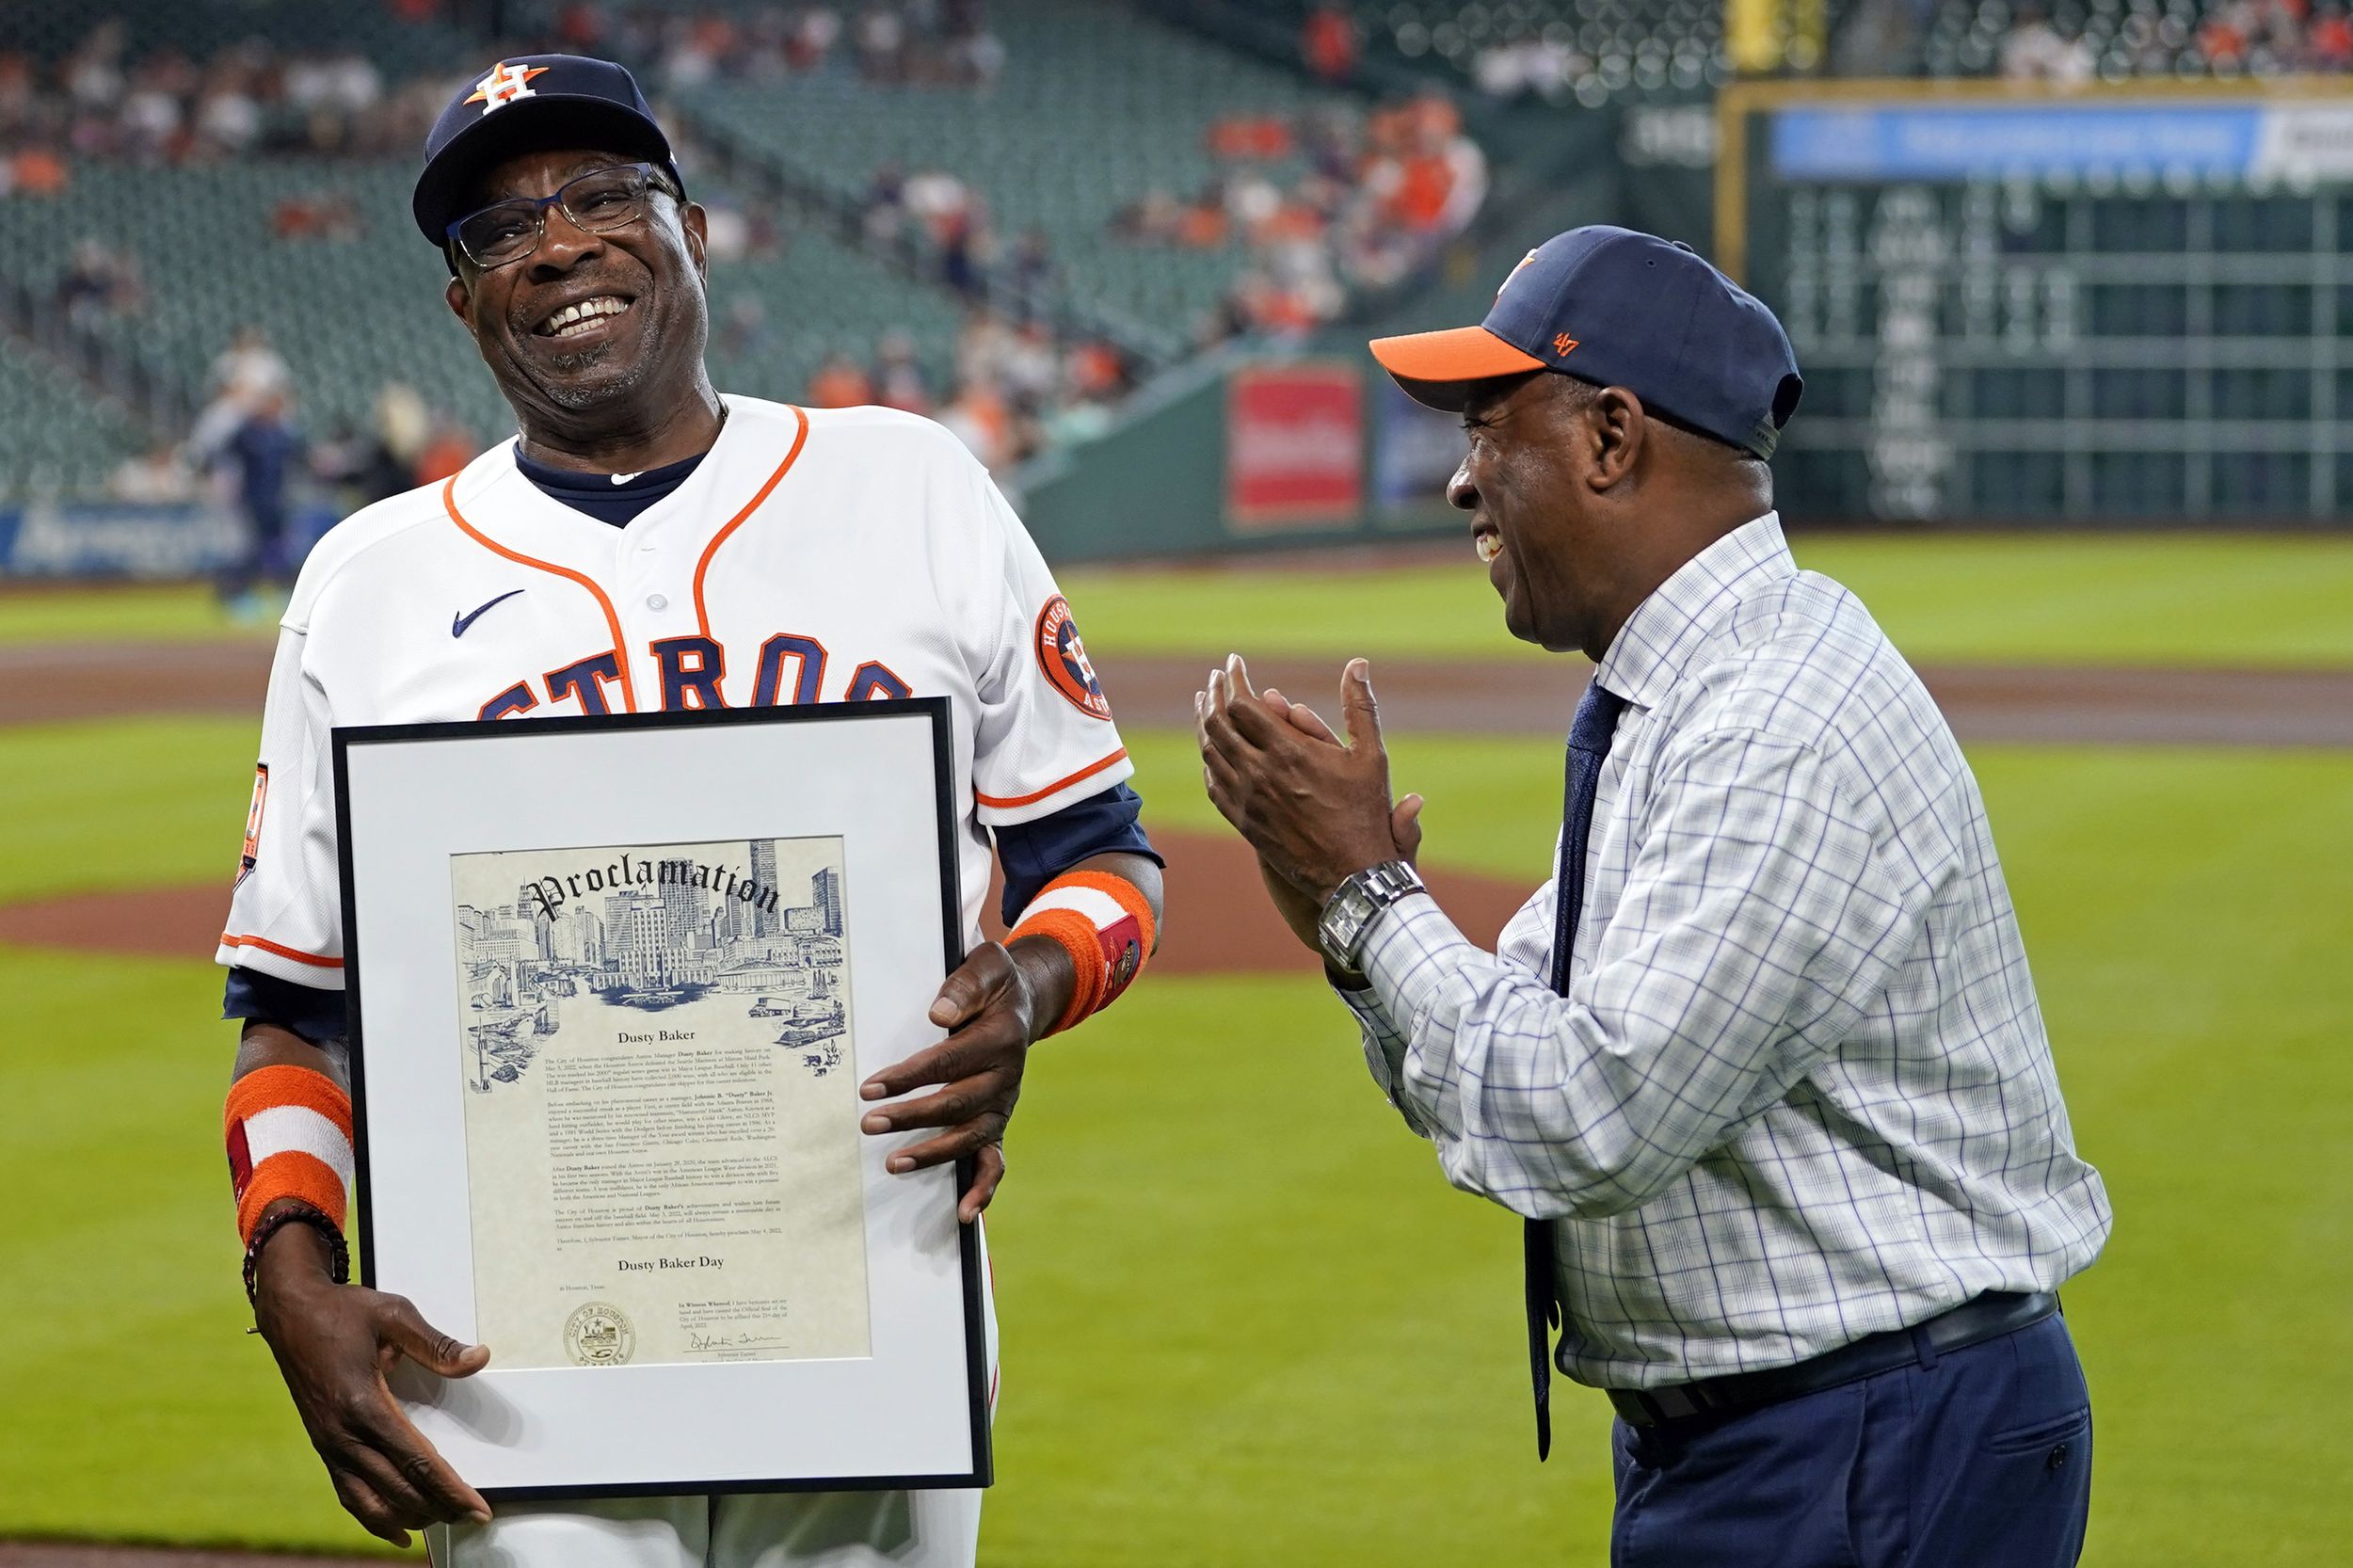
[445,162,677,270]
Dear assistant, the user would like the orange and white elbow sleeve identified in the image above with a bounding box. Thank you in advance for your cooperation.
[225,1064,354,1242]
[1007,870,1157,1035]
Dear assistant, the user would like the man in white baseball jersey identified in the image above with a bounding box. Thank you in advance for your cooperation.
[216,55,1163,1566]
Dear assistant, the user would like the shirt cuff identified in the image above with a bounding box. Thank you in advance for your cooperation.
[1360,889,1489,1010]
[1356,890,1496,1125]
[1337,932,1421,1129]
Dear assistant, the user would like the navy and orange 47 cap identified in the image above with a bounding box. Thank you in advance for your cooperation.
[412,55,684,245]
[1369,226,1803,459]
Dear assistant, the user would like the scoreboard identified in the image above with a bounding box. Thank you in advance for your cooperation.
[1721,87,2353,524]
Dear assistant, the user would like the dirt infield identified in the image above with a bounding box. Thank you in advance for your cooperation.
[0,828,1535,979]
[1103,655,2353,748]
[5,638,2350,746]
[0,628,2342,978]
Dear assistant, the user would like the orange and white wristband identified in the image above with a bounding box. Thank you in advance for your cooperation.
[226,1064,354,1244]
[1007,871,1156,1035]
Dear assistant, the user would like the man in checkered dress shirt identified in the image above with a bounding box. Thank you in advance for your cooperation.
[1342,508,2110,1389]
[1197,227,2111,1567]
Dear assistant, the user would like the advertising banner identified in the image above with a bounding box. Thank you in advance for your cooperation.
[0,501,336,578]
[1225,362,1364,531]
[1770,104,2262,182]
[1771,99,2353,185]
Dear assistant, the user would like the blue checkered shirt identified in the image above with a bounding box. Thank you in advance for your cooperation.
[1340,513,2111,1390]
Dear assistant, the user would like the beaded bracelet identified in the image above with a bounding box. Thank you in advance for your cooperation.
[243,1202,351,1306]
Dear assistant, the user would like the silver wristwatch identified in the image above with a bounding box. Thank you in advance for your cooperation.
[1318,860,1426,976]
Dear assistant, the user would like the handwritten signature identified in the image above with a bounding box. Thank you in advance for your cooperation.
[689,1331,789,1352]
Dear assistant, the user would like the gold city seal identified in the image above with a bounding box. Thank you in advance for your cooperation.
[564,1302,635,1367]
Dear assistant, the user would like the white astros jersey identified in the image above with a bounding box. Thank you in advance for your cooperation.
[217,395,1131,987]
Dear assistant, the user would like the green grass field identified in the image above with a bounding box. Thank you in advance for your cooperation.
[1064,533,2353,667]
[12,531,2353,666]
[1,710,2347,1562]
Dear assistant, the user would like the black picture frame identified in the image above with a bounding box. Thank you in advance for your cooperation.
[330,696,991,1499]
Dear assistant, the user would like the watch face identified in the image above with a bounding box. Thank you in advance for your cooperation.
[1320,885,1369,961]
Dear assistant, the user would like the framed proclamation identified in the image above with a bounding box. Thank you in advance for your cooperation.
[330,698,990,1499]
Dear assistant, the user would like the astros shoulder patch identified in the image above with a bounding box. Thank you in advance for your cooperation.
[1034,595,1112,720]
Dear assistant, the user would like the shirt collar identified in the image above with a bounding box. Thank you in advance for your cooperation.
[1593,511,1793,711]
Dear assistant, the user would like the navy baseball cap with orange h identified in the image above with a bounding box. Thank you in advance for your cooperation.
[411,55,684,248]
[1370,226,1803,460]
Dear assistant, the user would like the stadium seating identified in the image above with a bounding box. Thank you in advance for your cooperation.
[687,0,1366,361]
[0,157,973,457]
[1911,0,2345,79]
[15,0,476,78]
[0,335,146,497]
[0,162,507,443]
[696,196,968,408]
[1357,0,1734,93]
[0,0,1439,490]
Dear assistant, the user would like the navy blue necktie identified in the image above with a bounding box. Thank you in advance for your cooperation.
[1525,677,1628,1460]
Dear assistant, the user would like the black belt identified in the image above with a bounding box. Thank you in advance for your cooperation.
[1608,1290,2060,1428]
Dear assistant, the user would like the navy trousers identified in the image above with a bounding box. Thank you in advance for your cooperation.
[1610,1315,2091,1568]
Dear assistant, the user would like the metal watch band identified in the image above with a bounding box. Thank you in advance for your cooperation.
[1318,859,1426,975]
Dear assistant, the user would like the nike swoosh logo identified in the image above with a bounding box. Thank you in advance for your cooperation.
[611,471,642,485]
[452,589,526,639]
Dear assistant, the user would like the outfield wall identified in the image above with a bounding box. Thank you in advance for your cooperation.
[0,500,338,579]
[1721,79,2353,525]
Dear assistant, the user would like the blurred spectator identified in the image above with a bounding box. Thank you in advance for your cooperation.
[940,207,990,299]
[956,309,1016,391]
[1064,339,1128,404]
[8,23,441,170]
[555,2,607,53]
[789,8,844,71]
[273,190,365,242]
[903,168,976,239]
[873,330,933,414]
[57,237,144,325]
[1007,227,1055,309]
[212,325,290,404]
[702,200,755,264]
[312,382,427,508]
[2313,3,2353,68]
[107,439,196,504]
[800,321,1128,466]
[63,21,128,112]
[414,416,476,487]
[1301,4,1360,84]
[1119,90,1487,344]
[1111,188,1184,243]
[1208,113,1295,160]
[1472,35,1581,100]
[938,376,1014,471]
[1003,319,1061,404]
[950,26,1007,87]
[861,161,908,246]
[857,7,910,83]
[373,384,431,491]
[806,353,875,408]
[1176,187,1229,248]
[187,324,293,465]
[194,50,265,156]
[8,144,70,196]
[216,389,303,615]
[2000,5,2099,80]
[1832,0,1927,78]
